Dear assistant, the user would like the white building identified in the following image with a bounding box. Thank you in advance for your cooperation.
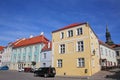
[111,44,120,67]
[1,43,12,67]
[0,46,4,67]
[99,40,117,70]
[40,42,52,67]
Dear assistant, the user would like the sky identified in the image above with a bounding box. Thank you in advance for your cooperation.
[0,0,120,46]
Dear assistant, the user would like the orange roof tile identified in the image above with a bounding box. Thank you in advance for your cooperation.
[13,35,49,48]
[52,22,87,33]
[0,46,4,51]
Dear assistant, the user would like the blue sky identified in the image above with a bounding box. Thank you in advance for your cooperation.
[0,0,120,46]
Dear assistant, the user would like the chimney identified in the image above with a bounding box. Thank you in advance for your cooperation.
[30,35,33,38]
[40,32,44,35]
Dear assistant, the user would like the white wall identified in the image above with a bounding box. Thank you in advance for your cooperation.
[100,44,117,66]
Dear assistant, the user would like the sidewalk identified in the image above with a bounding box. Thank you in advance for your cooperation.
[90,68,120,80]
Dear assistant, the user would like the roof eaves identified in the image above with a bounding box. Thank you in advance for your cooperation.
[52,22,87,33]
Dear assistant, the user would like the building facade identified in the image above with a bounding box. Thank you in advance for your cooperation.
[1,43,13,67]
[10,35,49,70]
[0,46,4,67]
[40,42,52,67]
[99,40,117,70]
[112,44,120,67]
[52,22,100,76]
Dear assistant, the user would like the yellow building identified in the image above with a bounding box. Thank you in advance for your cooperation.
[52,22,100,76]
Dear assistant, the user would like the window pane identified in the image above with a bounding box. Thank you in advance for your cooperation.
[77,41,84,52]
[58,59,62,68]
[78,58,85,67]
[60,44,65,53]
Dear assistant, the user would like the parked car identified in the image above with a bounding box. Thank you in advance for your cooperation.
[34,67,56,78]
[0,66,9,70]
[24,67,32,72]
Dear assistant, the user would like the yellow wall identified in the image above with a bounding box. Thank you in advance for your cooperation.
[52,23,100,76]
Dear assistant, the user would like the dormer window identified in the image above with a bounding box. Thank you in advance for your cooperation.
[68,30,73,37]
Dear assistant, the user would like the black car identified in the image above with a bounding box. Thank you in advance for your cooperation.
[34,67,56,78]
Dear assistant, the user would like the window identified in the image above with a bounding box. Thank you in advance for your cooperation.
[77,28,83,35]
[109,50,111,57]
[28,55,31,61]
[59,44,65,53]
[35,46,38,52]
[43,63,46,67]
[20,48,21,53]
[77,58,85,67]
[29,46,32,53]
[57,59,62,68]
[14,55,16,61]
[105,49,107,56]
[24,48,26,53]
[77,41,84,52]
[100,48,103,55]
[23,56,25,61]
[34,55,37,61]
[116,51,119,56]
[112,52,114,58]
[68,30,73,37]
[43,53,46,59]
[60,32,64,39]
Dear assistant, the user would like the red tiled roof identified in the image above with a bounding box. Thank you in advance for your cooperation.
[111,44,120,48]
[42,42,52,51]
[13,35,49,48]
[0,46,4,51]
[99,40,113,49]
[12,38,25,46]
[52,22,87,33]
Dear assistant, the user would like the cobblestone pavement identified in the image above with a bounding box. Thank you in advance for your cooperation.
[89,68,120,80]
[0,69,120,80]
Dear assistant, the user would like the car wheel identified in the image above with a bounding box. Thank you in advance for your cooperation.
[44,74,48,78]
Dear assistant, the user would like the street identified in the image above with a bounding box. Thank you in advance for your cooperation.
[0,70,120,80]
[0,70,86,80]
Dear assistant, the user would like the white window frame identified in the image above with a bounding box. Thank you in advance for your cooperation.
[67,30,73,37]
[59,44,65,54]
[57,59,62,68]
[34,55,37,62]
[43,53,46,59]
[77,58,85,67]
[76,27,83,35]
[77,41,84,52]
[60,32,64,39]
[100,47,103,55]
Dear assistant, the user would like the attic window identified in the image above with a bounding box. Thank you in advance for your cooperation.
[60,32,64,39]
[68,30,73,37]
[77,28,83,35]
